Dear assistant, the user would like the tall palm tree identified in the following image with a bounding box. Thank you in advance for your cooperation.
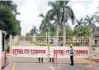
[39,13,51,44]
[52,1,75,46]
[76,19,83,25]
[50,22,57,36]
[84,15,97,62]
[48,1,62,46]
[30,26,38,42]
[84,15,96,32]
[41,1,75,46]
[75,18,84,27]
[30,26,37,36]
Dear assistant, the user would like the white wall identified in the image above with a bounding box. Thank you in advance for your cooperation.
[0,30,2,57]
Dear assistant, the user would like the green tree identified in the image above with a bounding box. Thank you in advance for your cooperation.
[48,1,75,46]
[84,15,96,32]
[30,26,38,42]
[39,14,51,33]
[59,25,73,36]
[74,17,96,36]
[39,13,52,43]
[30,26,38,36]
[12,21,21,35]
[66,25,73,36]
[75,18,84,28]
[60,1,75,46]
[49,23,56,36]
[74,25,92,36]
[0,1,21,35]
[48,1,62,45]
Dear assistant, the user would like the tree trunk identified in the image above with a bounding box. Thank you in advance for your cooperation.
[33,34,36,43]
[32,35,34,42]
[48,29,50,45]
[63,24,66,46]
[47,29,50,60]
[56,25,59,46]
[46,32,47,45]
[9,35,12,54]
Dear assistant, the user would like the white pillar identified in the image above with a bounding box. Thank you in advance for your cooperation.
[46,32,47,45]
[9,35,12,54]
[56,25,59,46]
[89,35,93,68]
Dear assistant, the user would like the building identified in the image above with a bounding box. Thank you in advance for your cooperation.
[93,32,99,45]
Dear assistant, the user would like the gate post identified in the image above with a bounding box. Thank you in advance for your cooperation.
[89,35,93,69]
[89,36,92,64]
[53,53,57,67]
[9,35,12,54]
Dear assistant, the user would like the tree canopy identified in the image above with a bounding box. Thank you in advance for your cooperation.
[74,25,92,36]
[26,0,98,37]
[0,1,21,35]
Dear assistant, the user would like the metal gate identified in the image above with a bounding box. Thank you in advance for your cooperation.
[9,36,99,70]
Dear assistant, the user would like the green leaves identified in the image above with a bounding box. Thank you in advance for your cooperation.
[0,1,21,35]
[84,15,97,32]
[66,25,73,36]
[39,13,51,34]
[30,26,38,36]
[74,25,92,36]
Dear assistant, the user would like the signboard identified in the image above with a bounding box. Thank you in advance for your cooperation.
[12,46,48,57]
[50,47,89,58]
[92,47,99,59]
[12,46,89,58]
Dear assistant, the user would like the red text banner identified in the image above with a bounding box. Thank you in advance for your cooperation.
[12,46,89,58]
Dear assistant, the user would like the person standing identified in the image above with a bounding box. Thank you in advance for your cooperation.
[70,44,74,66]
[38,57,43,63]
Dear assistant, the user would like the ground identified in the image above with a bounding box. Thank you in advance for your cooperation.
[2,55,99,70]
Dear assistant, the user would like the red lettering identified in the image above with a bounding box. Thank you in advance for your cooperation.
[30,49,34,54]
[12,49,18,55]
[60,50,64,55]
[35,50,38,54]
[54,50,64,55]
[76,50,88,55]
[24,49,29,54]
[42,50,46,54]
[17,49,22,54]
[86,50,88,54]
[38,50,40,53]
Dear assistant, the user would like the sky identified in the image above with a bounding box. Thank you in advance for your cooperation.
[13,0,99,36]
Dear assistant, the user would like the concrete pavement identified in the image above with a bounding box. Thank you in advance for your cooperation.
[2,55,99,70]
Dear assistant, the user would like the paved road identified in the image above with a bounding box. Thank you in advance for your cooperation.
[2,56,99,70]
